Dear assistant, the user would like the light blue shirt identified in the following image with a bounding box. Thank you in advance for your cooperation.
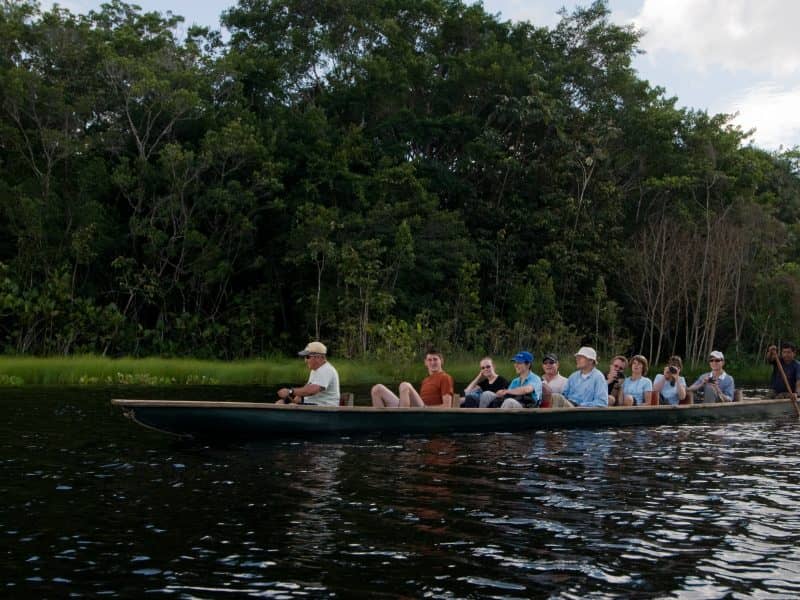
[653,374,686,406]
[509,372,543,402]
[623,376,653,405]
[691,371,735,402]
[563,368,608,407]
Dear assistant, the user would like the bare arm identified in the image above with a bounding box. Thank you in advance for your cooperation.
[464,372,485,393]
[277,384,322,400]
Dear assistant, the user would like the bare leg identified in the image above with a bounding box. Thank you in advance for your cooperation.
[398,381,425,407]
[623,395,634,406]
[371,384,400,407]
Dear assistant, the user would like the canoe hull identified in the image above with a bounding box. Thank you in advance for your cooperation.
[111,398,797,440]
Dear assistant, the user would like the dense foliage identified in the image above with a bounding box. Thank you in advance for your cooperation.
[1,0,799,364]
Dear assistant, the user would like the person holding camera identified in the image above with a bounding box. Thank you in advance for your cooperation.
[688,350,735,403]
[606,355,628,406]
[652,355,687,405]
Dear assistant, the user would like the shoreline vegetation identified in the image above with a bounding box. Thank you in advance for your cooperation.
[1,3,799,369]
[0,355,773,388]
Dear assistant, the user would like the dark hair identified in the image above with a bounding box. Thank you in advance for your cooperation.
[425,349,444,360]
[781,341,797,352]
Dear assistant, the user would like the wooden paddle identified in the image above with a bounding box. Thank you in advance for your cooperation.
[773,350,800,417]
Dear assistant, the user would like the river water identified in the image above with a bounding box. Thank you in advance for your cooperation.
[2,386,800,598]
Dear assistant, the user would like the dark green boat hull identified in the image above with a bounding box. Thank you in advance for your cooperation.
[112,398,797,440]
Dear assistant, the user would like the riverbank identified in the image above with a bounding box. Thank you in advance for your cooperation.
[0,355,773,387]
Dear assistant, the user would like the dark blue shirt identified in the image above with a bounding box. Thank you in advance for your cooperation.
[771,359,800,394]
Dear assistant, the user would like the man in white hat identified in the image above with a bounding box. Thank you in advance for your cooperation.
[549,346,608,408]
[276,341,340,406]
[688,350,735,403]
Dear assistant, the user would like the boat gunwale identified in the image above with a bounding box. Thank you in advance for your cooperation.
[111,397,792,414]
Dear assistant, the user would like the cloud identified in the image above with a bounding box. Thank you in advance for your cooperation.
[726,83,800,150]
[633,0,800,76]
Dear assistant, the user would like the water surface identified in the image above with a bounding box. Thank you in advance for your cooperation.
[2,386,800,598]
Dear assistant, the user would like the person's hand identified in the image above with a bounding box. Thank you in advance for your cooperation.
[496,389,507,397]
[277,387,292,400]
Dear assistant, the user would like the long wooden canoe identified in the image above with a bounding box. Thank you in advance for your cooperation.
[111,397,797,439]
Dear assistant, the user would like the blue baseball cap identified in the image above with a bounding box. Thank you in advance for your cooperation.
[511,351,534,363]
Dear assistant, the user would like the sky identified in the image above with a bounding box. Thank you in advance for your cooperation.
[58,0,800,151]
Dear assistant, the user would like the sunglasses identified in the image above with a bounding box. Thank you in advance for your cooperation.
[543,360,556,365]
[480,365,492,369]
[709,358,722,362]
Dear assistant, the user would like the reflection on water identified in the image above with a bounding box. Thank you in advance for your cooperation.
[1,386,800,598]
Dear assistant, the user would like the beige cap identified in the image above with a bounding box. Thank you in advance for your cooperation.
[575,346,598,362]
[298,341,327,356]
[709,350,724,360]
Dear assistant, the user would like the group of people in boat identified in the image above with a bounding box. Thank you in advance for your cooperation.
[274,339,800,408]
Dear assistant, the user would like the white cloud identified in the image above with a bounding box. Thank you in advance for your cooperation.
[726,83,800,150]
[633,0,800,76]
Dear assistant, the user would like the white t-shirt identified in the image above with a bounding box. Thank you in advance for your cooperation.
[305,361,340,406]
[543,373,568,394]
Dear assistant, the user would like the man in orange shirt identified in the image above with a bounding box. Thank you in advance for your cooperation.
[371,350,455,408]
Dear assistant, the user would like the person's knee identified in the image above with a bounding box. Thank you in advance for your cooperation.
[371,384,389,406]
[398,381,413,393]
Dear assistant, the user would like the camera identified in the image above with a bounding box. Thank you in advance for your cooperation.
[707,376,716,384]
[668,365,678,374]
[615,369,625,380]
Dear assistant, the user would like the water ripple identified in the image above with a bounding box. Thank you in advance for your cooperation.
[2,389,800,597]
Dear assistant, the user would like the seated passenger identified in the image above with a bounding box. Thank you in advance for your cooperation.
[652,355,687,405]
[494,351,543,408]
[541,353,568,394]
[371,349,454,408]
[606,355,628,406]
[462,357,509,408]
[550,346,609,408]
[276,341,340,406]
[622,355,653,406]
[688,350,735,403]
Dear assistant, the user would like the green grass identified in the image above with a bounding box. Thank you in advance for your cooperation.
[0,354,774,387]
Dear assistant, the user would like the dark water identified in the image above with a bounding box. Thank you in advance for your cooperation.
[2,386,800,598]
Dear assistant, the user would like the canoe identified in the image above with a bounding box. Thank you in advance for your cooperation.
[111,397,797,440]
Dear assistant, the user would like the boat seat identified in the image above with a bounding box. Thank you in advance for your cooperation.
[339,393,354,407]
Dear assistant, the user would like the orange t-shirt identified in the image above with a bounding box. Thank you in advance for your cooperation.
[419,371,454,406]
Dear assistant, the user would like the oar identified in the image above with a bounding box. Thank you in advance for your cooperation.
[773,352,800,417]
